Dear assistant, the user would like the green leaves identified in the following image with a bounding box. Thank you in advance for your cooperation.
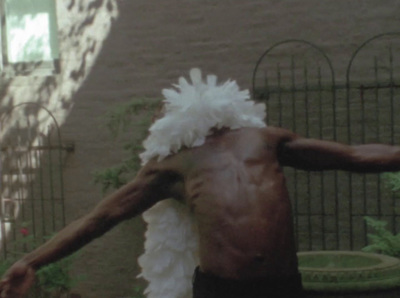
[36,254,82,294]
[0,232,83,297]
[93,164,129,193]
[362,173,400,257]
[94,98,161,193]
[362,216,400,257]
[105,99,161,138]
[382,172,400,194]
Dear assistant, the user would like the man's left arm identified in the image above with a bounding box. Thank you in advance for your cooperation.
[279,136,400,173]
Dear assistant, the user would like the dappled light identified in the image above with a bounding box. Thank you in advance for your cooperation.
[0,0,119,257]
[0,0,119,116]
[0,103,67,258]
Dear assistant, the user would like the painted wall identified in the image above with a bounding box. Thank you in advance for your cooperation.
[1,0,400,297]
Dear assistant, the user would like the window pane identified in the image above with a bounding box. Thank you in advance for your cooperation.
[5,0,59,63]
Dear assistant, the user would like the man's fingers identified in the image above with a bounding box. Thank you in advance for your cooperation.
[0,281,24,298]
[8,263,27,278]
[0,278,7,287]
[0,261,36,298]
[0,279,11,297]
[0,278,9,293]
[0,282,10,298]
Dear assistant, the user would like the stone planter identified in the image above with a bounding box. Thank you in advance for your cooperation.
[297,251,400,298]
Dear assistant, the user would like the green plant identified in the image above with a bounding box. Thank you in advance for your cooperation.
[1,226,83,298]
[361,172,400,257]
[105,99,160,137]
[381,172,400,194]
[93,98,161,193]
[362,216,400,257]
[35,254,81,296]
[92,99,160,298]
[126,285,145,298]
[0,259,14,277]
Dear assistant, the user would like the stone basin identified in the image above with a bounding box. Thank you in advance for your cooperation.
[297,251,400,295]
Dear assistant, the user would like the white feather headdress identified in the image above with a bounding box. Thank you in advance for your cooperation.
[137,69,266,298]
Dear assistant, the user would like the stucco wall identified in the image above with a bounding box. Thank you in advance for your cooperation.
[2,0,400,297]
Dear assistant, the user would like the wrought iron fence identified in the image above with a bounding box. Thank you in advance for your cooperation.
[0,102,71,260]
[252,32,400,251]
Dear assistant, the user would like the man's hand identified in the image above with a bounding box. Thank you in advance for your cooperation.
[0,260,35,298]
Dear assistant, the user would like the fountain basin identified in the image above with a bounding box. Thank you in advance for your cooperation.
[298,251,400,297]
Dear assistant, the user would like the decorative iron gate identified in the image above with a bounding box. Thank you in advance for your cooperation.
[252,32,400,251]
[0,102,70,260]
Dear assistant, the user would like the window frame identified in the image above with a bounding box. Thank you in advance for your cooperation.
[0,0,60,77]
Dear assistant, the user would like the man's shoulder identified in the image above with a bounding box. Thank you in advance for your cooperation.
[142,149,195,176]
[259,126,297,141]
[143,127,297,167]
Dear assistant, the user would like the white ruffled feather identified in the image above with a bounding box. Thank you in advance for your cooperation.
[138,69,266,298]
[138,200,199,298]
[139,68,266,165]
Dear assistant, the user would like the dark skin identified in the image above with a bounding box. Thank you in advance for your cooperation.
[2,126,400,297]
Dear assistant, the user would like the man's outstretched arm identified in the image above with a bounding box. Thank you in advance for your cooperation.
[0,162,178,297]
[277,131,400,172]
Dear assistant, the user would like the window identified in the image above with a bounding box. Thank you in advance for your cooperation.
[0,0,60,76]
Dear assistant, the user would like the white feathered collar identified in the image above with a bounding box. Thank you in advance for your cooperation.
[139,68,266,164]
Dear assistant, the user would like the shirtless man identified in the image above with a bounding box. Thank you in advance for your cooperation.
[1,70,400,298]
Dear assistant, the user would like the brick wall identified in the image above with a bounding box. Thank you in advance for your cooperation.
[2,1,400,297]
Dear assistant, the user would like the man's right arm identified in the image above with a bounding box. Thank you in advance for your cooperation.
[0,162,180,297]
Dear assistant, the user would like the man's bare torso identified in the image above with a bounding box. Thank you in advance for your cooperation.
[159,127,298,280]
[4,114,400,298]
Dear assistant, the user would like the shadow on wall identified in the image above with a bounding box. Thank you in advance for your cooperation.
[0,0,119,257]
[0,103,71,260]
